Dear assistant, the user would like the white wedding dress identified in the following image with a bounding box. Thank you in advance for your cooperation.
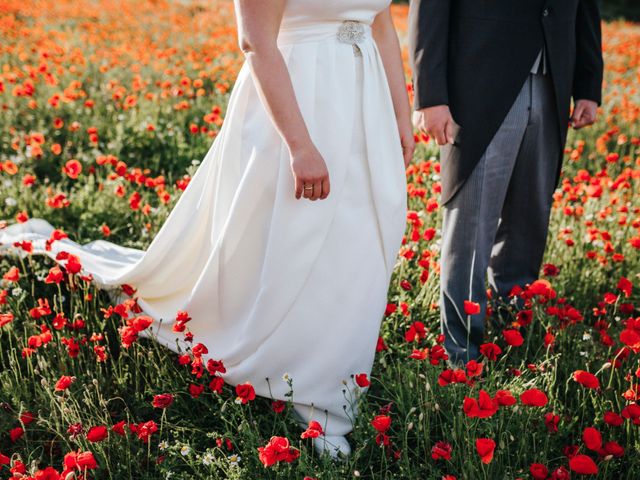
[0,0,406,436]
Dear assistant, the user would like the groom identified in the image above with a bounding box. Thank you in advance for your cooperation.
[409,1,603,365]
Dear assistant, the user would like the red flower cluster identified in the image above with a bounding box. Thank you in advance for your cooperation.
[257,436,300,467]
[300,421,324,439]
[118,314,153,348]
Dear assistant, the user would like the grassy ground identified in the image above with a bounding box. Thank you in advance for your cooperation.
[0,1,638,478]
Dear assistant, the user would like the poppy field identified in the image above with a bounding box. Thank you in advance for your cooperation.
[0,1,639,479]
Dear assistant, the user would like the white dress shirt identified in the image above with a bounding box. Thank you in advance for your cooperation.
[531,47,547,74]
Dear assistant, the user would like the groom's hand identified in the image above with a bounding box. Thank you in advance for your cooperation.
[412,105,455,146]
[571,99,598,129]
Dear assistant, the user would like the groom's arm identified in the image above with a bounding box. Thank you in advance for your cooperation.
[409,0,451,109]
[572,0,603,104]
[570,0,603,129]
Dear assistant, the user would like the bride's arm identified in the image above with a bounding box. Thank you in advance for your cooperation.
[372,8,415,168]
[234,0,330,201]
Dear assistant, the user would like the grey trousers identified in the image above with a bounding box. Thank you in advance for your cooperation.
[439,72,561,364]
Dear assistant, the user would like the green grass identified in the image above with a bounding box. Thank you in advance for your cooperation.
[0,2,638,478]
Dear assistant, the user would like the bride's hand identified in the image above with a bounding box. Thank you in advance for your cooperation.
[289,143,331,201]
[398,120,415,169]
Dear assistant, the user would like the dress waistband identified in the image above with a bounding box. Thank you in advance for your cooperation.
[277,20,373,46]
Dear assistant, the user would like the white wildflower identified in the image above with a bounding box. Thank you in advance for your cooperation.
[201,451,214,466]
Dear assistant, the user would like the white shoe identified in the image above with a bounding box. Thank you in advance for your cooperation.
[313,435,351,460]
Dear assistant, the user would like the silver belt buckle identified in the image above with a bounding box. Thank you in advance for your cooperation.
[337,20,364,57]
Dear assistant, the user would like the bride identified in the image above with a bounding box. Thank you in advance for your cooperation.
[0,0,412,459]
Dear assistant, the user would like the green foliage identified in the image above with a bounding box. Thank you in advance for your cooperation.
[0,4,638,479]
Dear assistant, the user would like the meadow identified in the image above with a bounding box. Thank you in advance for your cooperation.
[0,1,638,478]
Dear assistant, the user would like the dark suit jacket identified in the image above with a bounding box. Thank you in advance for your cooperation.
[409,0,604,205]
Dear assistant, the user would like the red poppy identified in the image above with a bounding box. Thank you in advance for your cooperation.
[479,343,502,361]
[466,360,483,378]
[544,412,560,433]
[622,403,640,423]
[20,411,36,426]
[191,343,208,357]
[272,400,286,413]
[617,277,632,297]
[544,331,556,347]
[582,427,602,451]
[0,312,14,328]
[209,376,224,394]
[134,420,158,443]
[152,393,174,409]
[464,300,481,315]
[520,388,548,407]
[63,159,82,179]
[494,390,516,407]
[475,438,496,464]
[189,383,205,398]
[431,441,453,461]
[620,328,640,352]
[257,436,300,467]
[503,329,524,347]
[603,411,624,427]
[429,345,449,365]
[405,321,427,342]
[525,279,557,301]
[549,465,570,479]
[603,440,624,457]
[131,315,153,332]
[112,420,127,436]
[10,427,24,442]
[235,382,256,404]
[438,368,466,387]
[3,266,20,282]
[463,390,498,418]
[573,370,600,389]
[530,463,548,480]
[569,454,598,475]
[55,375,75,391]
[355,373,370,387]
[371,415,391,433]
[86,426,108,443]
[516,309,533,326]
[410,348,428,360]
[64,450,98,470]
[206,359,226,375]
[300,421,324,439]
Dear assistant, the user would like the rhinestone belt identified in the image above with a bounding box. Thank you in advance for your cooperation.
[337,20,365,57]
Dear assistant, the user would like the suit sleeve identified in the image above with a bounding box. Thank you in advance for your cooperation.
[408,0,451,110]
[572,0,604,105]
